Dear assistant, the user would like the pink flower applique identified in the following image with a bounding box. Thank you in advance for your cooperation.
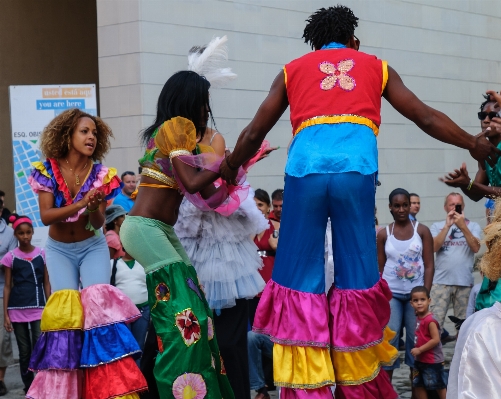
[175,308,201,346]
[319,59,356,91]
[172,373,207,399]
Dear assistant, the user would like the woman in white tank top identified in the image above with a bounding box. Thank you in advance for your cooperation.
[377,188,434,385]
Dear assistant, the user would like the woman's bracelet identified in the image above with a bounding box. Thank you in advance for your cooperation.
[225,156,239,171]
[87,206,99,213]
[466,179,474,191]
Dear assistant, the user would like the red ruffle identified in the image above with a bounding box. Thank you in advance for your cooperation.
[83,357,147,399]
[101,175,122,197]
[328,278,392,350]
[335,369,398,399]
[253,279,330,347]
[49,158,73,205]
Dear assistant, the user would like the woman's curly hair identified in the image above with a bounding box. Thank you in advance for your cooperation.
[480,198,501,281]
[39,109,113,162]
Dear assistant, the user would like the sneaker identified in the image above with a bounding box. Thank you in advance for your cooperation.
[0,380,7,396]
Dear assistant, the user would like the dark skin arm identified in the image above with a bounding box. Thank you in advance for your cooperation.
[383,67,500,166]
[3,268,13,332]
[221,71,289,184]
[441,161,501,202]
[43,267,51,300]
[377,227,388,274]
[418,223,434,292]
[171,157,221,196]
[221,65,500,184]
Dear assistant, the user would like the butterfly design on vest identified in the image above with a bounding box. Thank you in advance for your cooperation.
[319,59,356,91]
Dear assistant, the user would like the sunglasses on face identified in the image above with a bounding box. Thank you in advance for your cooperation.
[478,111,500,120]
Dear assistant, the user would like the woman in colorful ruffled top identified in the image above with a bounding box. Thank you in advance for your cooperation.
[120,71,236,399]
[27,108,147,399]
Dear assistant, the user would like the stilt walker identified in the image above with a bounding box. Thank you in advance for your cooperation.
[219,5,499,399]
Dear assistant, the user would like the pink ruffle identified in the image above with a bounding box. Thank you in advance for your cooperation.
[173,141,270,216]
[174,153,248,216]
[280,386,334,399]
[335,370,398,399]
[27,176,53,194]
[81,284,140,330]
[328,278,392,350]
[26,369,83,399]
[252,280,330,347]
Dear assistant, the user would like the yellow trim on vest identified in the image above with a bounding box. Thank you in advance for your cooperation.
[41,290,83,331]
[381,60,389,95]
[331,326,398,386]
[273,344,335,389]
[283,66,287,88]
[294,114,379,137]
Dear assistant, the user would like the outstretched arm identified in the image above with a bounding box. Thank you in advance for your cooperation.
[383,66,500,166]
[171,158,220,195]
[220,70,289,183]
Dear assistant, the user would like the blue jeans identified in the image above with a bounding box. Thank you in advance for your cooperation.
[128,304,150,364]
[45,235,110,291]
[248,331,273,390]
[383,292,416,370]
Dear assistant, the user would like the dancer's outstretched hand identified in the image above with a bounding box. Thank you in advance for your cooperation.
[440,162,470,188]
[469,131,501,168]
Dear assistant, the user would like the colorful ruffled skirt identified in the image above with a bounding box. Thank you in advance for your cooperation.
[120,216,234,399]
[253,172,398,398]
[27,285,147,399]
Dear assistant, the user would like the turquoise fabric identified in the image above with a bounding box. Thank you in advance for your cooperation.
[285,123,378,177]
[485,141,501,187]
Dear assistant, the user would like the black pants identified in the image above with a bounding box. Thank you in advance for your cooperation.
[214,299,250,399]
[12,321,41,391]
[139,321,160,399]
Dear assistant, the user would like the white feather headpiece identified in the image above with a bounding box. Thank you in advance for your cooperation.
[187,36,237,88]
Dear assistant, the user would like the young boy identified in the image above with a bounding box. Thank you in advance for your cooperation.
[410,286,447,399]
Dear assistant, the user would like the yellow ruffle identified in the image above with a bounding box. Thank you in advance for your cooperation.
[41,290,83,331]
[32,161,51,179]
[332,326,398,386]
[103,166,118,185]
[155,117,197,156]
[273,344,335,389]
[294,114,379,137]
[114,394,140,399]
[381,60,389,94]
[197,143,215,154]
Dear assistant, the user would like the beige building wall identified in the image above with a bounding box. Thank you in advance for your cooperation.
[97,0,501,227]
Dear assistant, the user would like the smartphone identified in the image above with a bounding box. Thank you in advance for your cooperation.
[272,230,279,239]
[455,204,462,214]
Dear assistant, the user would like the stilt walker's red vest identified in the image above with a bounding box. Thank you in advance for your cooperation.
[284,48,388,136]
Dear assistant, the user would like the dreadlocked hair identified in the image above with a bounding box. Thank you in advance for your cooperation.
[479,198,501,281]
[480,93,495,111]
[303,5,359,50]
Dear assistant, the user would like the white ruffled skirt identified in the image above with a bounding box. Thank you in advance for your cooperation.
[175,189,268,309]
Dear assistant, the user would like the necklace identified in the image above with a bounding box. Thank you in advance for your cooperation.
[65,159,89,185]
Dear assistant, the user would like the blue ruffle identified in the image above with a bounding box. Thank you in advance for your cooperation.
[80,323,141,368]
